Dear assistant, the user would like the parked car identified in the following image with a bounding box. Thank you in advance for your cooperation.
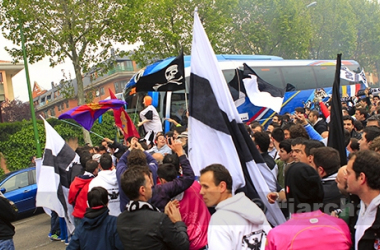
[0,167,38,215]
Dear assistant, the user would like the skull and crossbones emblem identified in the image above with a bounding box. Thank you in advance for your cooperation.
[153,64,183,91]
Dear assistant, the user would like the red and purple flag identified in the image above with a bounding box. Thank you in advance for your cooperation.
[58,99,125,131]
[109,89,140,138]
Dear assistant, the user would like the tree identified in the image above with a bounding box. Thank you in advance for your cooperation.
[1,99,31,122]
[308,0,357,60]
[228,0,312,59]
[0,0,140,145]
[349,0,380,73]
[131,0,315,64]
[131,0,239,65]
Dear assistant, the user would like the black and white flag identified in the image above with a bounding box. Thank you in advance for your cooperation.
[242,64,285,113]
[227,64,285,112]
[36,118,79,233]
[340,66,368,88]
[135,52,185,92]
[188,10,285,226]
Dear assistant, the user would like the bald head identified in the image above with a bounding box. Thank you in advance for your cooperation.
[335,165,348,195]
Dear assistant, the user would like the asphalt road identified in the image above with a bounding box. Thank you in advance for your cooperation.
[13,213,66,250]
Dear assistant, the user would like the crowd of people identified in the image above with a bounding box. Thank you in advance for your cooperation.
[3,92,380,250]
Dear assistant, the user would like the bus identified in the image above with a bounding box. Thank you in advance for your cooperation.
[123,54,363,131]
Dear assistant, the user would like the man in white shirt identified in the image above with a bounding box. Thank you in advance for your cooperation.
[199,164,271,250]
[345,150,380,250]
[88,154,120,216]
[138,96,162,146]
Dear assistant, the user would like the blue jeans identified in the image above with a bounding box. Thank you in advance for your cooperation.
[0,239,15,250]
[50,211,60,235]
[74,217,82,229]
[59,218,67,241]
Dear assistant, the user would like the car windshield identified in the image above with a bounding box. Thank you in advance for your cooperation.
[0,172,12,183]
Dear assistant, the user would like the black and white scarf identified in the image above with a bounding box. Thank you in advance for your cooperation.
[126,200,161,212]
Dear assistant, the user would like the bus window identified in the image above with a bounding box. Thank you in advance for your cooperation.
[124,88,146,113]
[313,66,335,88]
[314,65,361,88]
[281,66,317,90]
[250,67,284,89]
[222,69,237,84]
[166,92,187,123]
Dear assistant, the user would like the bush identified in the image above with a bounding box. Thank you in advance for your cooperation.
[0,112,119,171]
[0,120,46,171]
[90,112,119,146]
[0,121,24,142]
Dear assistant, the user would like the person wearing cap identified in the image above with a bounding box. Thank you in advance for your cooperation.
[266,162,351,249]
[177,132,188,155]
[138,95,163,146]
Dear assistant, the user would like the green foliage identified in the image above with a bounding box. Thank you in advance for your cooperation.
[130,0,239,66]
[53,122,84,144]
[57,79,75,100]
[0,120,46,171]
[0,112,118,171]
[0,0,141,144]
[90,112,118,146]
[128,0,380,76]
[0,121,24,142]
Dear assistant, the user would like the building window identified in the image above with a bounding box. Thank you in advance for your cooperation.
[117,61,134,71]
[0,72,3,83]
[66,101,69,108]
[61,103,64,110]
[57,105,61,111]
[44,110,48,117]
[50,108,55,117]
[114,81,127,94]
[100,87,105,95]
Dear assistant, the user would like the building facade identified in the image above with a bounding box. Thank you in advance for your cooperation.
[33,57,138,118]
[0,60,24,102]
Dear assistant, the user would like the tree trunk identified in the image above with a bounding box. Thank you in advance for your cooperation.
[73,59,93,146]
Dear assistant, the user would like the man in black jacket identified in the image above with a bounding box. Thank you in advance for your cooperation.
[0,191,18,250]
[117,165,189,250]
[310,147,344,213]
[343,115,361,139]
[252,132,276,170]
[308,110,328,135]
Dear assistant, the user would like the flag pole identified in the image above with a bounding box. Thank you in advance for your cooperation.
[184,85,189,114]
[48,116,104,139]
[20,20,42,158]
[180,48,188,114]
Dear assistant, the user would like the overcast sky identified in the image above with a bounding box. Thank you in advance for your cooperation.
[0,34,138,102]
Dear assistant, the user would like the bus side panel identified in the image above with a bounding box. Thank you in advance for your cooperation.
[237,87,336,125]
